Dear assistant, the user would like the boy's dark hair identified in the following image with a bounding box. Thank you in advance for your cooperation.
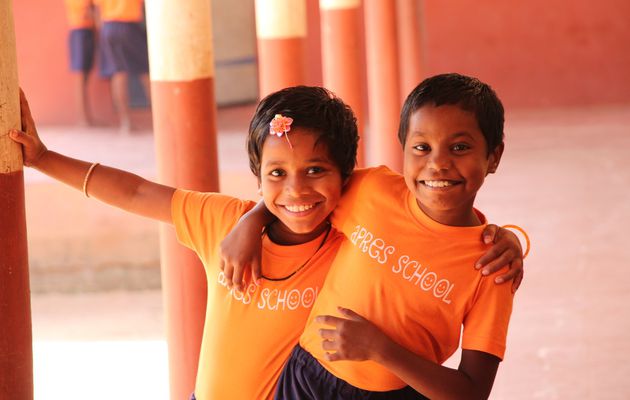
[398,73,504,155]
[248,86,358,180]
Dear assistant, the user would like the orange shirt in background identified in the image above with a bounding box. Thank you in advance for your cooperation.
[93,0,143,22]
[299,166,514,391]
[64,0,95,29]
[172,190,343,400]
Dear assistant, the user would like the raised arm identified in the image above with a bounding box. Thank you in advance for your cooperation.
[10,90,174,223]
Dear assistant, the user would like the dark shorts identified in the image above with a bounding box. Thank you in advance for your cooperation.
[99,21,149,78]
[275,345,429,400]
[69,28,95,72]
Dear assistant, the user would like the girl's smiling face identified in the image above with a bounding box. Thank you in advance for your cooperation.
[403,104,504,226]
[259,127,343,244]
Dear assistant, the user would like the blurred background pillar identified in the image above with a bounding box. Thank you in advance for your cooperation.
[0,0,34,399]
[364,0,402,170]
[396,0,424,99]
[255,0,308,97]
[145,0,219,398]
[320,0,365,166]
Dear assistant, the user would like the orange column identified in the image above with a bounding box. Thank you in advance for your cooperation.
[396,0,424,98]
[145,1,218,399]
[0,1,34,399]
[364,0,402,170]
[255,0,307,97]
[319,0,365,166]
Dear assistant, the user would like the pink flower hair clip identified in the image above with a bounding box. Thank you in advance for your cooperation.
[269,114,294,148]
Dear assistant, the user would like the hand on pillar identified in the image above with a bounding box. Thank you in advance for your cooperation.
[8,90,48,167]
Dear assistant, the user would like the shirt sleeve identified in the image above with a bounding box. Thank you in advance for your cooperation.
[461,271,514,360]
[171,190,255,261]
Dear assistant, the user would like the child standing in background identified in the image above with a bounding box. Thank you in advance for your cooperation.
[93,0,150,133]
[64,0,96,126]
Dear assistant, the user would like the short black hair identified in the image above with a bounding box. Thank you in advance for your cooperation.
[398,73,504,154]
[248,86,358,180]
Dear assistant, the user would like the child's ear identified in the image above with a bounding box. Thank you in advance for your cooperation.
[487,142,504,174]
[256,178,262,196]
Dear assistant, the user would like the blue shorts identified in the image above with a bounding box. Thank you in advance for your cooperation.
[275,345,429,400]
[99,21,149,78]
[69,28,95,72]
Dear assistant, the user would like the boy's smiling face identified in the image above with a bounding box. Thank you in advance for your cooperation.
[259,127,343,244]
[403,104,504,226]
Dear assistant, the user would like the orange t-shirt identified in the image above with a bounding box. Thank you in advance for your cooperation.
[299,166,514,391]
[94,0,143,22]
[64,0,95,29]
[172,190,343,400]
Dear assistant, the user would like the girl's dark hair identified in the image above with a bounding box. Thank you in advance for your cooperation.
[398,73,505,154]
[248,86,358,179]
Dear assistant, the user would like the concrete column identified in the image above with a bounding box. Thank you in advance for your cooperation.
[396,0,424,98]
[319,0,365,166]
[255,0,308,97]
[0,1,34,399]
[364,0,402,170]
[145,1,219,399]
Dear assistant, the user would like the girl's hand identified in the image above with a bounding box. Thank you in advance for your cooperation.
[476,224,525,292]
[9,89,48,167]
[316,307,391,362]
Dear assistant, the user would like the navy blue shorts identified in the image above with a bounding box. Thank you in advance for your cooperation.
[69,28,95,72]
[275,345,429,400]
[99,21,149,78]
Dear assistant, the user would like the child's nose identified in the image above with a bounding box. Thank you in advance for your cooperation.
[284,176,309,195]
[427,150,451,171]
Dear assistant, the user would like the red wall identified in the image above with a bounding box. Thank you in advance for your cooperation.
[12,0,630,125]
[422,0,630,107]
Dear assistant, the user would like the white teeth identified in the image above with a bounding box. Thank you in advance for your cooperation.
[285,204,315,212]
[423,180,453,188]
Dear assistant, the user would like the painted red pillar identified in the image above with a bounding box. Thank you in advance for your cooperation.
[255,0,308,97]
[319,0,365,166]
[145,1,219,399]
[364,0,402,170]
[396,0,424,98]
[0,1,34,399]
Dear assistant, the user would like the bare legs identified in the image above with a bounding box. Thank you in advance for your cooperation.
[111,72,131,134]
[74,71,93,126]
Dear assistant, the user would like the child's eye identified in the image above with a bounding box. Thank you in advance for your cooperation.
[269,169,285,177]
[413,144,430,152]
[307,166,324,175]
[452,143,471,152]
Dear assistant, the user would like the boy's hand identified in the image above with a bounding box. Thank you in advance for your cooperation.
[476,224,524,292]
[316,307,390,362]
[219,220,263,292]
[9,89,48,167]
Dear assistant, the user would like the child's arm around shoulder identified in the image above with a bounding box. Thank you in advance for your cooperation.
[10,90,174,223]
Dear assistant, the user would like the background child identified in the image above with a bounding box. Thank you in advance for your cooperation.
[64,0,96,126]
[11,86,358,399]
[93,0,150,133]
[221,73,524,399]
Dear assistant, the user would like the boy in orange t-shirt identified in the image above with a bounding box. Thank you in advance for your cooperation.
[64,0,96,126]
[11,86,357,399]
[223,73,523,399]
[93,0,150,132]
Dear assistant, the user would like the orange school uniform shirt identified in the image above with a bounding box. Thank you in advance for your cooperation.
[64,0,95,29]
[93,0,143,22]
[172,190,343,400]
[299,166,514,391]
